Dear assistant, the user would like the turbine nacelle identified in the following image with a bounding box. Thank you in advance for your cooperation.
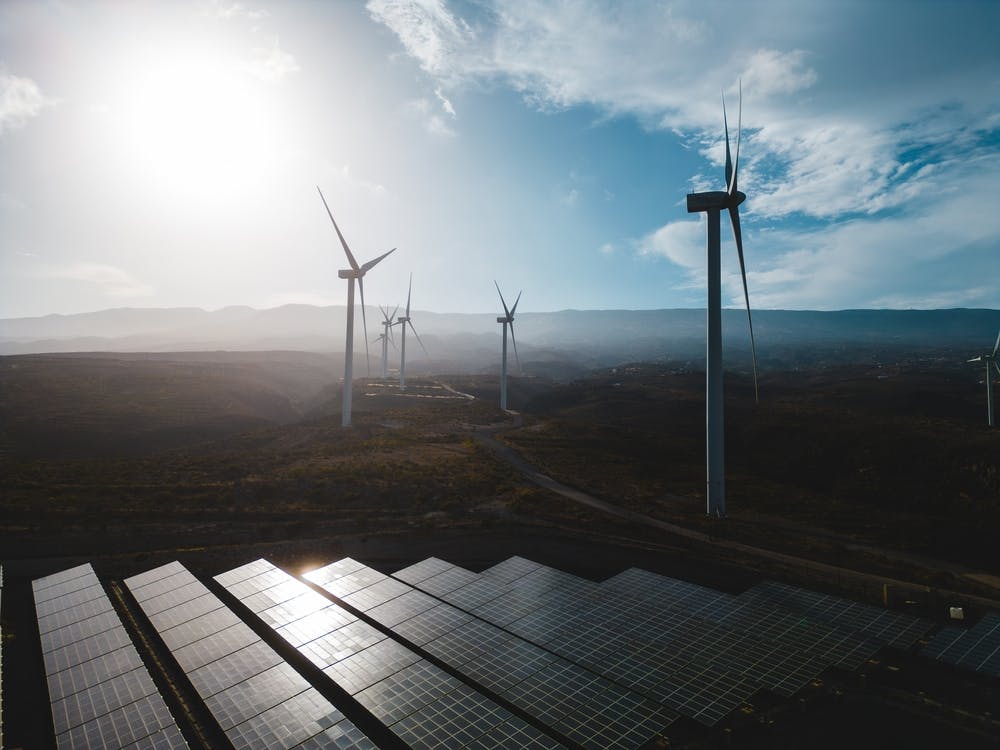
[687,190,746,213]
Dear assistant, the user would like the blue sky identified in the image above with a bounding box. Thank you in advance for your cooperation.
[0,0,998,318]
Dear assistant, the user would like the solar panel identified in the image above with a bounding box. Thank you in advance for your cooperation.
[922,611,1000,677]
[309,558,675,746]
[32,564,189,750]
[125,562,376,749]
[223,559,565,749]
[395,556,938,729]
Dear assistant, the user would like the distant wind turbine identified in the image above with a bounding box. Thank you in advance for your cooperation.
[685,84,759,518]
[317,186,395,427]
[375,305,399,380]
[396,274,427,391]
[495,281,522,411]
[967,330,1000,427]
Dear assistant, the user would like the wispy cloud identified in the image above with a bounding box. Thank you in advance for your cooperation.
[0,69,52,135]
[405,95,456,137]
[42,263,154,299]
[243,39,300,82]
[213,1,269,23]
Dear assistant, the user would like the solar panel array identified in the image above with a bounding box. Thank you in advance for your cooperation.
[32,563,189,750]
[390,556,933,727]
[218,558,565,750]
[304,558,676,749]
[125,561,377,749]
[25,555,952,750]
[922,611,1000,677]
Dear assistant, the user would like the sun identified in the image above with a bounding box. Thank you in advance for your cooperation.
[111,43,277,198]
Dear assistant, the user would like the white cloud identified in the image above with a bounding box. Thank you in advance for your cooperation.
[739,49,817,98]
[598,242,615,255]
[434,87,456,117]
[214,1,269,22]
[244,39,300,82]
[405,95,456,137]
[367,0,477,83]
[0,69,52,134]
[43,263,154,299]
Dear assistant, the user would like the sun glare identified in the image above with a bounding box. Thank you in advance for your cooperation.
[113,45,277,198]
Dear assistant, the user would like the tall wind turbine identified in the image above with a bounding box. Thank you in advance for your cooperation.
[968,330,1000,427]
[317,186,395,427]
[396,274,427,391]
[495,281,522,411]
[685,84,759,518]
[375,305,399,380]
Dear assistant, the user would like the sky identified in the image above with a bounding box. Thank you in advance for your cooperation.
[0,0,998,319]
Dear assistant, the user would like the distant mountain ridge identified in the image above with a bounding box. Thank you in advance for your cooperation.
[1,306,997,370]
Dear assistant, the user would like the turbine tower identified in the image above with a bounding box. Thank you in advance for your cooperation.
[684,85,759,518]
[376,305,399,380]
[968,330,1000,427]
[396,274,427,391]
[317,186,395,427]
[495,281,522,411]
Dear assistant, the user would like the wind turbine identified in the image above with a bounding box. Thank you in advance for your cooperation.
[396,274,427,391]
[968,330,1000,427]
[375,305,399,380]
[495,281,522,411]
[684,84,759,518]
[317,186,395,427]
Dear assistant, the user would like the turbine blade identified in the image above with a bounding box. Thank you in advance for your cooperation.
[722,91,733,193]
[730,204,759,403]
[360,247,396,274]
[995,361,1000,377]
[495,280,511,318]
[316,186,359,271]
[359,276,371,376]
[967,356,983,362]
[391,304,400,322]
[729,79,742,196]
[406,273,412,317]
[408,321,428,355]
[510,290,522,317]
[509,321,522,373]
[993,329,1000,357]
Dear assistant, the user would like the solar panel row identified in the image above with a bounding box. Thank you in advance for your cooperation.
[306,558,675,748]
[31,564,189,750]
[125,562,377,750]
[922,611,1000,677]
[219,558,564,750]
[394,556,931,727]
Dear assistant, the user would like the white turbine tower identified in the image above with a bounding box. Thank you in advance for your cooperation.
[495,281,522,411]
[317,186,395,427]
[396,274,427,391]
[968,330,1000,427]
[685,85,759,518]
[375,305,399,380]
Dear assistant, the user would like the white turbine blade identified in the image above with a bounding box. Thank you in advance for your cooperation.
[495,280,512,319]
[722,91,733,193]
[360,247,396,274]
[359,276,371,376]
[391,304,400,322]
[993,329,1000,357]
[408,321,429,355]
[967,356,983,363]
[729,79,742,196]
[994,361,1000,377]
[509,321,522,373]
[510,290,523,318]
[316,186,359,271]
[730,204,759,403]
[406,273,413,317]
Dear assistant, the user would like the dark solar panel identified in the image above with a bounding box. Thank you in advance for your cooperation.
[225,559,565,748]
[126,562,375,749]
[922,612,1000,677]
[32,564,189,750]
